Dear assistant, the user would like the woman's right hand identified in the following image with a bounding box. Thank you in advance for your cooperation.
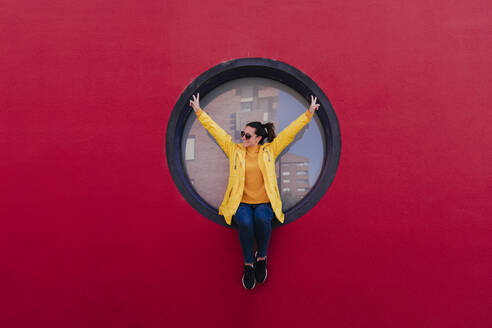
[190,93,200,112]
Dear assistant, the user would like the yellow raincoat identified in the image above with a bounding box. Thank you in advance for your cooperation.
[196,108,313,225]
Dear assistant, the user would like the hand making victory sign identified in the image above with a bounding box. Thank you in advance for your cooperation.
[308,95,320,114]
[190,93,200,112]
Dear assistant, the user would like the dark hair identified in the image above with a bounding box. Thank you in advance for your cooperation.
[246,121,276,145]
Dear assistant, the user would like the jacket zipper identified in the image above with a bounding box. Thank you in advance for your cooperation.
[266,147,271,162]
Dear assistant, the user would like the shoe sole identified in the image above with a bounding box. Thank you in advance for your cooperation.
[242,274,256,290]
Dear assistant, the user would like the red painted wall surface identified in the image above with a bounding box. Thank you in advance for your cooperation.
[1,1,491,327]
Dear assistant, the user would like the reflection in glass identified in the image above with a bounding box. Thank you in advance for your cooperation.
[182,78,326,211]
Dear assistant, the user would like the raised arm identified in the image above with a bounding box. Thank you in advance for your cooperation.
[189,93,236,158]
[269,95,320,158]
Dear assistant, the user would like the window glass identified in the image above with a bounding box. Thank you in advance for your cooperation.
[181,77,326,211]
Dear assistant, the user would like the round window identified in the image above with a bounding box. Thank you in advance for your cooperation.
[166,58,340,228]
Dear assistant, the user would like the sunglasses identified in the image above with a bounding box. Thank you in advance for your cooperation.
[241,131,253,140]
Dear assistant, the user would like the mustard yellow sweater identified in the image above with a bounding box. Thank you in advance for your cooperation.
[241,145,270,204]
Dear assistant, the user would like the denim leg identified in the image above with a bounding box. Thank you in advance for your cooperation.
[253,203,273,258]
[233,203,255,264]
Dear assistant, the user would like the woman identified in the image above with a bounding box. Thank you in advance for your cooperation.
[189,93,320,289]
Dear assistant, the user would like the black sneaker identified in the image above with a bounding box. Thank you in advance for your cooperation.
[254,252,267,283]
[242,265,256,290]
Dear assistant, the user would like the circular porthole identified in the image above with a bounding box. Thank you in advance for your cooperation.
[166,58,340,228]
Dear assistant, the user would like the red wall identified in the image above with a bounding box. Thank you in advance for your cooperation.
[1,1,491,327]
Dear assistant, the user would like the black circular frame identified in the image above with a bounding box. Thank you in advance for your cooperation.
[166,58,341,228]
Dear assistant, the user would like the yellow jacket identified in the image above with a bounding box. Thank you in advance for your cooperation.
[196,108,313,225]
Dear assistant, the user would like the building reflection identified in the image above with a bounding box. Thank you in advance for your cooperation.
[183,83,311,211]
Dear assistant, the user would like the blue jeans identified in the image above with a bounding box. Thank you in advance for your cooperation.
[233,203,274,264]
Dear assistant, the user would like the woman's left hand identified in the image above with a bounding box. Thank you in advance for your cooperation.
[308,95,320,114]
